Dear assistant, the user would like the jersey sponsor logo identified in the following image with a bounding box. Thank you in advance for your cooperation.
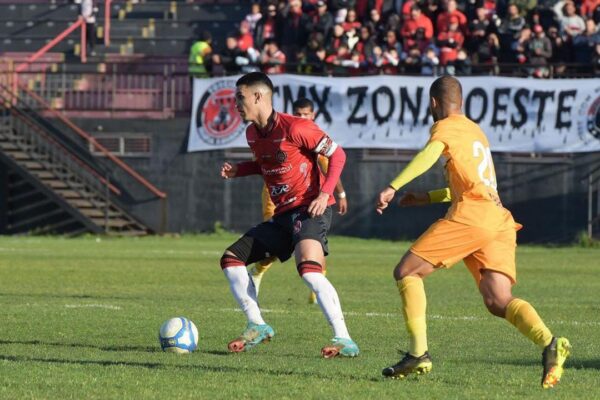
[262,164,292,175]
[275,150,287,163]
[194,80,244,145]
[269,184,290,197]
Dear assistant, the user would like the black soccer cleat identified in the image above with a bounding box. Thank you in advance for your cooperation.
[382,351,433,379]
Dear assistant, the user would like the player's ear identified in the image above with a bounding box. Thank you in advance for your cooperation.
[254,91,262,104]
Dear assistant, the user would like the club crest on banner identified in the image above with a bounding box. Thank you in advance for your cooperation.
[194,80,245,145]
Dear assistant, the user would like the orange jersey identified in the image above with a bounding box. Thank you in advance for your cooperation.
[429,114,519,231]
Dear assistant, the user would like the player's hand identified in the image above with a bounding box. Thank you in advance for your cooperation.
[220,162,237,179]
[398,192,429,207]
[337,197,348,215]
[308,192,330,217]
[376,187,396,215]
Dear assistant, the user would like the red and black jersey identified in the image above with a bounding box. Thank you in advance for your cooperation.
[246,112,337,215]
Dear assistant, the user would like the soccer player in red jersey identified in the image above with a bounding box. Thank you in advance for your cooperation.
[219,72,359,358]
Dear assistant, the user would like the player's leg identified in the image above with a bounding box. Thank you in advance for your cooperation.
[381,251,435,378]
[307,262,325,304]
[248,185,277,294]
[290,206,358,357]
[382,219,489,378]
[294,239,359,358]
[220,222,290,352]
[472,229,570,388]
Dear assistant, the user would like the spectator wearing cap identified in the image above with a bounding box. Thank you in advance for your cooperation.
[254,3,277,50]
[260,39,287,74]
[312,1,335,42]
[437,16,465,66]
[401,5,434,52]
[277,0,311,62]
[560,1,586,40]
[526,24,552,77]
[436,0,468,35]
[573,19,600,63]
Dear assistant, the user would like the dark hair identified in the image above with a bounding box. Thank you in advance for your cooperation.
[236,72,274,92]
[292,98,314,111]
[430,75,462,106]
[201,30,212,42]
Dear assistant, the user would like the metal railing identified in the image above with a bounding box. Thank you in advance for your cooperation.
[0,82,168,232]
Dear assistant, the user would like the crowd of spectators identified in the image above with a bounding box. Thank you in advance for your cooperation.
[192,0,600,77]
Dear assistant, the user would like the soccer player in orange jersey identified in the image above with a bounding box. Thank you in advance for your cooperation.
[376,76,570,388]
[250,98,349,304]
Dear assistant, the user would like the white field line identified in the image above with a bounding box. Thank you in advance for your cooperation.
[216,308,600,327]
[65,304,122,310]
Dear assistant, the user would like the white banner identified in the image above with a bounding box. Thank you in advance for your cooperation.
[187,75,600,153]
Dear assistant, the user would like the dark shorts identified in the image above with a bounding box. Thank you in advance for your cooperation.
[244,206,332,263]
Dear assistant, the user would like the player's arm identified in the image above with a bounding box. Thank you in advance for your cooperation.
[220,161,261,179]
[318,156,348,215]
[398,187,451,207]
[290,120,346,217]
[376,141,444,214]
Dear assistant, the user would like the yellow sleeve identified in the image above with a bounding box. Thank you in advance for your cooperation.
[389,141,445,191]
[428,188,451,203]
[317,155,329,173]
[261,184,275,221]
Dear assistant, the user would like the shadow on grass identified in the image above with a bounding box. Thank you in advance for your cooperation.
[0,353,372,381]
[0,339,158,353]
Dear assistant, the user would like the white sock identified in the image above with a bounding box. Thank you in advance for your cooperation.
[223,266,265,325]
[301,272,351,339]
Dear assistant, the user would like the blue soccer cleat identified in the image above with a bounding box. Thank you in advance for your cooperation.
[321,337,360,358]
[228,323,274,353]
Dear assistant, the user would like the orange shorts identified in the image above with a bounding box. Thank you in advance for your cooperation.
[410,219,517,284]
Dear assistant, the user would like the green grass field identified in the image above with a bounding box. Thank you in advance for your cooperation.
[0,234,598,399]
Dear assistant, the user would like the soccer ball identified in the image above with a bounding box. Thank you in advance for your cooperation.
[159,317,199,353]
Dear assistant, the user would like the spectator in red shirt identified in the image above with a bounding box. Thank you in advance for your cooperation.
[342,8,362,32]
[260,39,287,74]
[436,0,467,34]
[437,16,465,65]
[238,20,254,52]
[581,0,600,20]
[401,5,434,52]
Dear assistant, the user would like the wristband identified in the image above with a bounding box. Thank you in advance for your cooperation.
[337,191,346,199]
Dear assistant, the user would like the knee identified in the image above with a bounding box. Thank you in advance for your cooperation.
[482,295,511,318]
[220,251,244,270]
[297,260,323,276]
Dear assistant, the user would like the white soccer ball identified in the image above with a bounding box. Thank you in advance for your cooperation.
[159,317,199,353]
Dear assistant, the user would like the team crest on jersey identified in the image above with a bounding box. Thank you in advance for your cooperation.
[195,80,244,145]
[275,150,287,163]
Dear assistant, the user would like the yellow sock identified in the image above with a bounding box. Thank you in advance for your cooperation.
[506,298,553,349]
[252,260,273,276]
[397,276,428,357]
